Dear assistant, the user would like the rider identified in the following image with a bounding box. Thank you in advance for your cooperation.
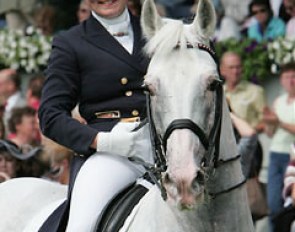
[38,0,153,231]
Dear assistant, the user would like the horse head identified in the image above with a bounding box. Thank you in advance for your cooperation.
[141,0,221,209]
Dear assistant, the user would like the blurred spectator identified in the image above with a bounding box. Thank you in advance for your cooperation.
[8,106,39,148]
[230,112,258,178]
[43,138,73,185]
[221,0,252,25]
[128,0,142,16]
[263,62,295,231]
[0,139,48,182]
[4,10,29,31]
[270,0,291,22]
[0,0,41,31]
[26,74,45,111]
[0,118,5,140]
[247,0,286,42]
[213,4,242,41]
[0,69,26,128]
[229,111,265,221]
[283,0,295,38]
[271,0,283,16]
[220,51,266,131]
[76,0,91,23]
[280,151,295,232]
[34,4,57,36]
[0,141,19,182]
[0,14,6,29]
[18,146,49,178]
[155,0,194,19]
[220,51,266,177]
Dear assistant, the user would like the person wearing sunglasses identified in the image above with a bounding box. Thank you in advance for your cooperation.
[247,0,286,42]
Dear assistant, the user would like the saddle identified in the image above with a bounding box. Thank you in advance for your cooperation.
[39,155,151,232]
[97,182,149,232]
[39,181,149,232]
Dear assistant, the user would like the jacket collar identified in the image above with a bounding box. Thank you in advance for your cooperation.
[81,13,148,73]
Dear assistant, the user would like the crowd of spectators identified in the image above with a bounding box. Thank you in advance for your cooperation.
[0,0,294,231]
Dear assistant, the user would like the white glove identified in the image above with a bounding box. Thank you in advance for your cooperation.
[97,122,152,159]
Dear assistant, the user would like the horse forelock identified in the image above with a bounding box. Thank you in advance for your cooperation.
[144,19,202,57]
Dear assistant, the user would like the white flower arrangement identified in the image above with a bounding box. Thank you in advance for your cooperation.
[267,37,295,74]
[0,26,52,74]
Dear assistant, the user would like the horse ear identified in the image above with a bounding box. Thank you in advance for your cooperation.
[192,0,216,39]
[140,0,163,39]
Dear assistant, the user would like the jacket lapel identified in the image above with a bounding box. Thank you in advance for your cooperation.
[82,15,147,73]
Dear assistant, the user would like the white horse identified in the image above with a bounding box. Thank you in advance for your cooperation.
[0,0,254,231]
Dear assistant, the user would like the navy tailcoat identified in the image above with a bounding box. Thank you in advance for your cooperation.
[39,14,149,156]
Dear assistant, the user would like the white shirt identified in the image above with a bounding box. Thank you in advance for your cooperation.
[4,91,26,128]
[91,8,134,54]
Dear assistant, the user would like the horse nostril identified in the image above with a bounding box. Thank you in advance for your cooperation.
[163,173,172,184]
[195,171,205,185]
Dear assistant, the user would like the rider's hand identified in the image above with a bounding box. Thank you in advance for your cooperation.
[97,122,149,158]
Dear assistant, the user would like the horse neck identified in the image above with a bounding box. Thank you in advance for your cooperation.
[129,185,253,232]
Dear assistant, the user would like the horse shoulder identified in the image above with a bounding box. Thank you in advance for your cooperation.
[120,186,183,232]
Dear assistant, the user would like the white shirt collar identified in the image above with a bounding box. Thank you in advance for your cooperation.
[91,8,130,36]
[91,8,134,54]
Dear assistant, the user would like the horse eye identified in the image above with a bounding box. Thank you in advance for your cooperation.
[207,80,219,91]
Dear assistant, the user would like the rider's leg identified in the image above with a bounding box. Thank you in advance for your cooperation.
[65,153,144,232]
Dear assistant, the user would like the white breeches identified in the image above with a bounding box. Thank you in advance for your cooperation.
[65,153,146,232]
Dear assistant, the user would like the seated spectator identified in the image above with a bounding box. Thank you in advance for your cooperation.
[0,141,20,182]
[155,0,195,19]
[220,51,266,131]
[0,118,5,140]
[128,0,142,16]
[0,69,26,128]
[221,51,266,178]
[263,62,295,231]
[4,10,29,32]
[270,0,291,22]
[0,0,39,31]
[230,112,258,178]
[247,0,286,42]
[276,145,295,232]
[76,0,91,23]
[213,5,242,41]
[8,106,39,148]
[34,4,57,36]
[283,0,295,38]
[220,0,252,26]
[43,138,73,185]
[0,139,48,182]
[26,74,45,111]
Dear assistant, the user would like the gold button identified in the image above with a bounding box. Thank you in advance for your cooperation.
[121,77,128,85]
[132,110,139,116]
[125,91,133,97]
